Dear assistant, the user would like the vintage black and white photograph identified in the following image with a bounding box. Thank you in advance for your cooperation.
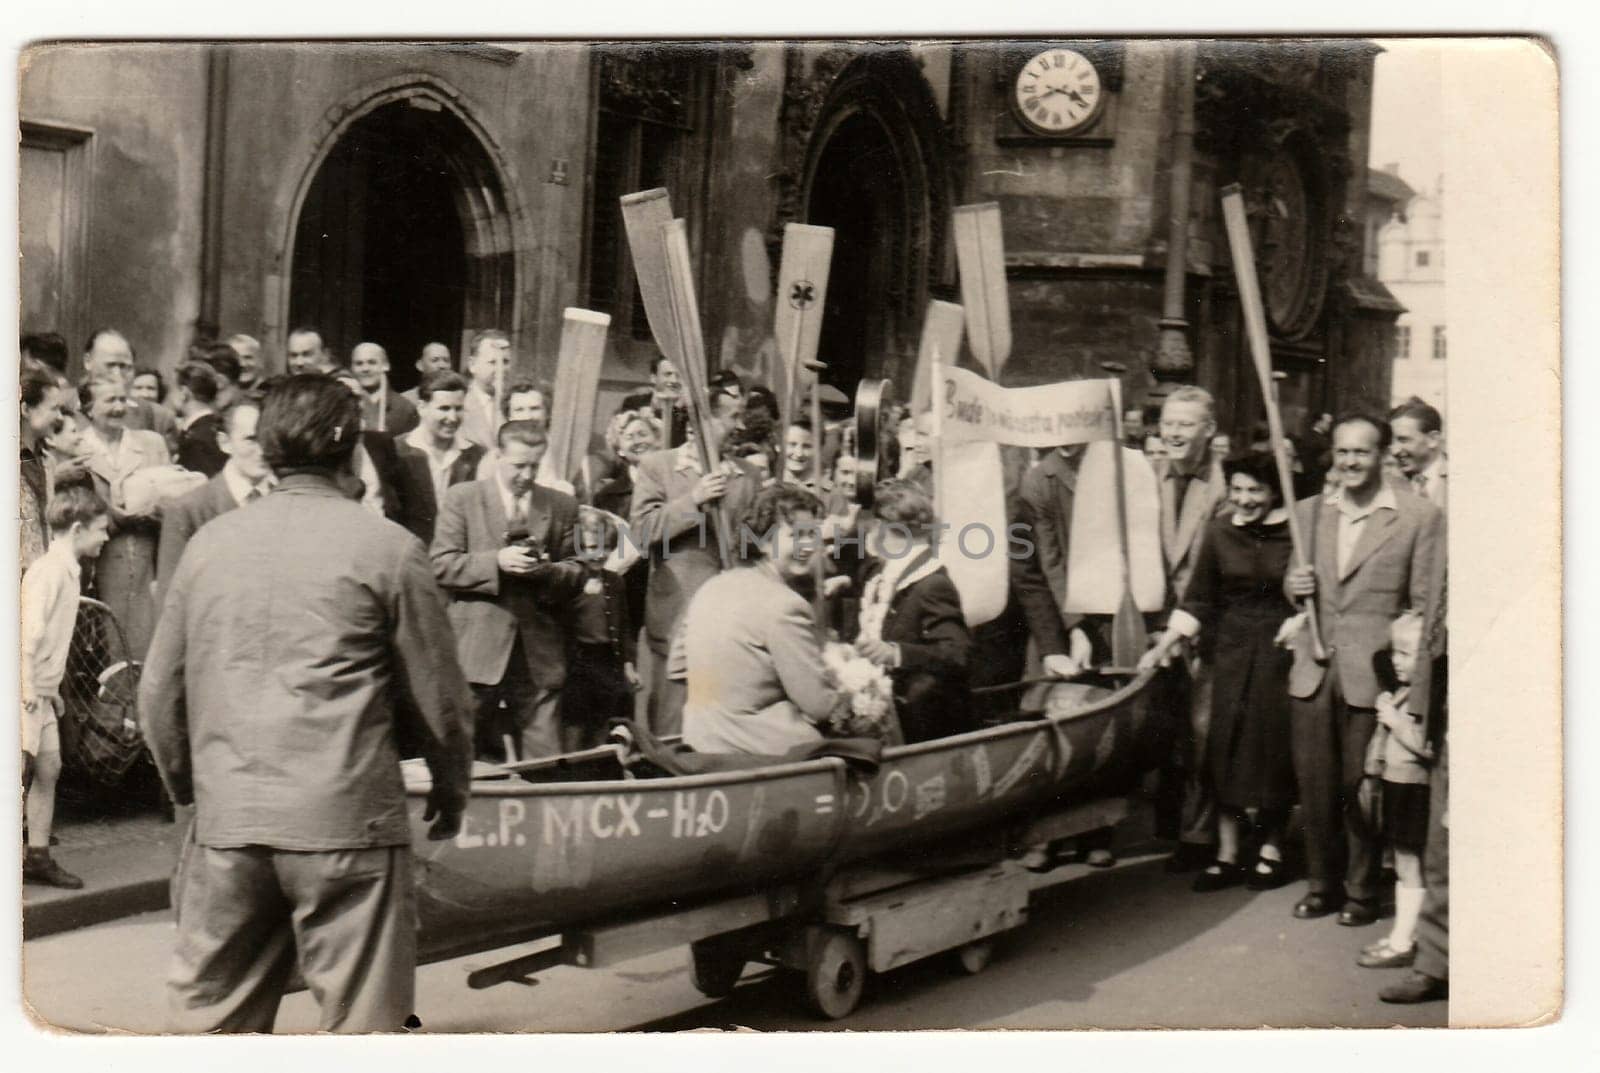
[12,31,1562,1039]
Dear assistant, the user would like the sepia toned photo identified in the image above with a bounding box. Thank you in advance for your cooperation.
[13,34,1561,1037]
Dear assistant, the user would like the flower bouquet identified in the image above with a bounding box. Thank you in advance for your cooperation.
[820,641,899,742]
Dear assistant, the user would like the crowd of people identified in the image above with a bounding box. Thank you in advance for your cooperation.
[18,320,1451,1028]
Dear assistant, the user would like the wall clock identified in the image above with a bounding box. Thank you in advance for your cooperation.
[1012,47,1106,136]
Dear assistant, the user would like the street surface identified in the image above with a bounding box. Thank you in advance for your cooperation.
[23,841,1443,1033]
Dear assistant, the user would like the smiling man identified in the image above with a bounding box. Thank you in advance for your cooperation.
[395,371,485,545]
[350,341,420,436]
[1283,413,1443,929]
[1388,397,1446,508]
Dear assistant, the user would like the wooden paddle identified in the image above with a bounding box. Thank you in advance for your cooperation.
[775,223,835,432]
[1219,184,1327,661]
[1098,362,1149,668]
[952,203,1012,377]
[545,308,611,489]
[910,299,964,416]
[619,189,683,368]
[658,216,735,569]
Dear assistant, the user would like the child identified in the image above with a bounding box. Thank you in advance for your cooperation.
[1358,612,1433,968]
[21,483,113,889]
[551,508,639,753]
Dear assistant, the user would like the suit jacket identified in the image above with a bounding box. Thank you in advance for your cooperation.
[1011,449,1086,658]
[176,412,227,477]
[362,387,421,437]
[123,398,179,456]
[156,472,240,608]
[346,430,411,530]
[395,439,487,545]
[858,554,974,743]
[628,444,765,650]
[1152,455,1230,605]
[1286,486,1444,709]
[430,477,579,689]
[458,385,500,452]
[140,472,473,850]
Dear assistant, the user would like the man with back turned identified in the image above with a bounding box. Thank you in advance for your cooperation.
[140,374,475,1033]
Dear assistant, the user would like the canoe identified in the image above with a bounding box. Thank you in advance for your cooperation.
[404,670,1159,963]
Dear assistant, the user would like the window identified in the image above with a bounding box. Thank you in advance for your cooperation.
[1395,324,1411,360]
[1416,250,1431,268]
[586,45,706,345]
[1432,325,1447,361]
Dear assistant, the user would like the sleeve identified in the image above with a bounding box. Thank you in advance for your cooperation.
[1405,503,1446,719]
[1009,480,1072,658]
[628,455,705,548]
[613,573,637,667]
[18,566,56,703]
[388,540,475,815]
[767,593,843,723]
[1172,523,1224,638]
[138,553,194,806]
[429,485,501,596]
[894,573,973,679]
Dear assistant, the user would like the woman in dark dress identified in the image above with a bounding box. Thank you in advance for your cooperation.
[1142,453,1297,892]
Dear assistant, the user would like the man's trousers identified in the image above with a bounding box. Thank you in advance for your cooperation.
[471,636,562,761]
[167,834,415,1033]
[1289,661,1382,902]
[1415,740,1449,980]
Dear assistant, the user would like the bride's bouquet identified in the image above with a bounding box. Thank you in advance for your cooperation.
[820,641,897,740]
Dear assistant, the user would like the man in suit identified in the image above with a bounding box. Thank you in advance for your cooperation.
[351,342,420,436]
[156,398,273,606]
[140,374,472,1033]
[459,330,512,451]
[629,389,763,735]
[395,371,486,545]
[1285,413,1443,926]
[619,352,688,449]
[330,368,418,531]
[1150,385,1232,871]
[1389,397,1447,509]
[400,342,453,405]
[83,328,179,453]
[172,362,228,477]
[432,419,579,761]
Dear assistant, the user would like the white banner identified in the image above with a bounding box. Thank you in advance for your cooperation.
[939,367,1116,447]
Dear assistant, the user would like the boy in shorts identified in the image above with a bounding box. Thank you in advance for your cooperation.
[21,483,112,888]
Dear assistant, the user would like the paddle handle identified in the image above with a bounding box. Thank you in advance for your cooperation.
[1220,185,1326,661]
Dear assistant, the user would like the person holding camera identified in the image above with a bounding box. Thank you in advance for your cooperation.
[431,419,579,761]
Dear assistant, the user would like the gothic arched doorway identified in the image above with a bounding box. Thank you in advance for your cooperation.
[801,54,947,400]
[289,96,515,390]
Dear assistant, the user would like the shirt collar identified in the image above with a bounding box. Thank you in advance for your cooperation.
[403,425,467,460]
[221,461,275,505]
[48,536,82,581]
[178,408,212,432]
[1323,480,1397,520]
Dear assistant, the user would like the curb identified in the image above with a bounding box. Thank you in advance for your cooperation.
[23,878,171,941]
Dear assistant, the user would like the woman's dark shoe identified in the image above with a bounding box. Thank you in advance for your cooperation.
[22,848,83,890]
[1338,899,1381,927]
[1191,860,1246,893]
[1293,891,1342,919]
[1246,855,1290,891]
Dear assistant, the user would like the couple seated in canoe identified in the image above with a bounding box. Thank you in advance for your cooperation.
[678,481,974,756]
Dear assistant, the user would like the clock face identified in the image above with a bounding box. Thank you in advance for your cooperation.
[1014,48,1104,135]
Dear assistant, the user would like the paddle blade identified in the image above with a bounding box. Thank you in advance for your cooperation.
[1111,589,1149,671]
[774,223,835,426]
[910,300,964,415]
[620,188,681,366]
[544,308,611,482]
[952,202,1012,375]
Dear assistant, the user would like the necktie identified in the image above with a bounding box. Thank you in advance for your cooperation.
[243,486,262,504]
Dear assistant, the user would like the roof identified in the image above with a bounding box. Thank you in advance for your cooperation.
[1367,167,1417,206]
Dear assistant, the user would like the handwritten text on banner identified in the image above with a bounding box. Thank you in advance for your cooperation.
[941,367,1116,447]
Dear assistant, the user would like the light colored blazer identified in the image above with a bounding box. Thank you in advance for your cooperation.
[680,567,838,755]
[628,444,764,650]
[430,477,579,689]
[1286,486,1444,709]
[1152,455,1230,605]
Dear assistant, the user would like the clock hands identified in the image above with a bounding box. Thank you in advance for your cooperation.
[1033,84,1091,108]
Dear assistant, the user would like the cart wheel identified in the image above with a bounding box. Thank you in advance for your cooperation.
[689,939,746,998]
[955,938,995,975]
[803,927,866,1020]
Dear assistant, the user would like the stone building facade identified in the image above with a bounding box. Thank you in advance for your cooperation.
[20,39,1400,438]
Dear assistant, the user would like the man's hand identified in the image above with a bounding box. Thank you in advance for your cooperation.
[1041,653,1083,680]
[1286,565,1317,598]
[822,575,852,598]
[1137,635,1176,672]
[497,546,540,575]
[692,471,729,505]
[857,637,898,667]
[423,790,463,842]
[52,455,91,485]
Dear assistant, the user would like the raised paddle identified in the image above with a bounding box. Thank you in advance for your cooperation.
[952,203,1012,376]
[544,308,611,490]
[910,299,964,416]
[1099,360,1149,669]
[1220,184,1326,661]
[619,189,683,368]
[775,223,835,432]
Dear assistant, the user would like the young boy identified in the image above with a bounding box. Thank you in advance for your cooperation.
[551,508,639,753]
[21,483,113,888]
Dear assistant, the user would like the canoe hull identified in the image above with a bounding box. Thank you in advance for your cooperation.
[409,672,1157,960]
